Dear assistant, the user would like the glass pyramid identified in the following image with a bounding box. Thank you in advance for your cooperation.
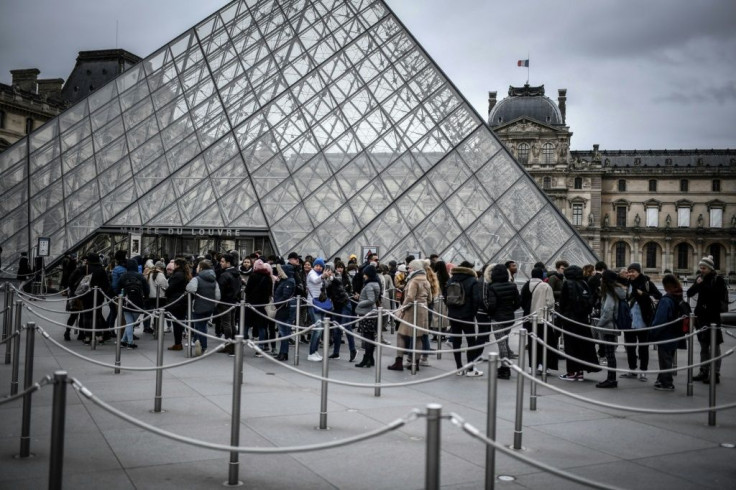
[0,0,596,279]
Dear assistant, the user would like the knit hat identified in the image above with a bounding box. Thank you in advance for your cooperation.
[145,259,155,269]
[363,264,378,281]
[313,257,325,269]
[699,255,715,271]
[155,261,165,270]
[602,270,619,284]
[408,259,425,272]
[86,252,100,263]
[253,259,271,273]
[397,264,407,273]
[627,262,642,273]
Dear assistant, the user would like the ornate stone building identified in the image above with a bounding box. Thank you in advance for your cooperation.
[488,84,736,278]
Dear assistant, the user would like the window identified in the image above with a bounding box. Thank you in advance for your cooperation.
[648,180,657,192]
[615,242,627,269]
[616,206,626,227]
[680,179,689,192]
[574,177,582,189]
[645,243,658,269]
[677,243,689,270]
[572,203,583,226]
[542,143,555,164]
[678,207,690,227]
[618,179,626,192]
[710,208,723,228]
[543,177,551,190]
[517,143,529,164]
[710,244,722,270]
[646,207,658,227]
[713,179,721,192]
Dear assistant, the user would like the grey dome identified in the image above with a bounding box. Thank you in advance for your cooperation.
[490,84,563,127]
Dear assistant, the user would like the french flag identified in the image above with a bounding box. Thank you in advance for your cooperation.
[517,59,529,67]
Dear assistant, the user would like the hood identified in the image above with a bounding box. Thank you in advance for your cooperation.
[483,264,497,283]
[490,264,509,283]
[563,265,584,281]
[197,269,217,282]
[450,266,476,278]
[126,259,139,272]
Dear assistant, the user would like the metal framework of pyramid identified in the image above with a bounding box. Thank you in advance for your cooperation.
[0,0,596,278]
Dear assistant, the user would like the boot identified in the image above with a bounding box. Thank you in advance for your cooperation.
[356,354,371,368]
[367,355,375,367]
[387,357,404,371]
[275,353,288,362]
[64,329,71,341]
[497,366,511,379]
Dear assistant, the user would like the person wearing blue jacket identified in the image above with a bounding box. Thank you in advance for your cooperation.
[650,274,686,391]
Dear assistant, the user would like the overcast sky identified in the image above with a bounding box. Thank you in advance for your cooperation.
[1,0,734,151]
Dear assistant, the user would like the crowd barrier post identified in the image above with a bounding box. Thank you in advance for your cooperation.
[687,313,695,397]
[238,298,245,338]
[425,403,442,490]
[541,307,549,384]
[3,290,13,365]
[411,301,418,376]
[530,314,538,412]
[319,319,329,430]
[19,322,36,458]
[513,329,527,450]
[91,287,98,350]
[708,324,717,426]
[294,296,301,366]
[48,370,68,490]
[154,309,166,414]
[186,293,193,358]
[114,295,123,375]
[485,352,499,490]
[227,334,244,487]
[375,308,383,397]
[10,308,22,395]
[436,299,443,361]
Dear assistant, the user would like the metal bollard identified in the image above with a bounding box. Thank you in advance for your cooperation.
[227,335,244,486]
[49,371,68,490]
[114,295,123,374]
[238,299,246,338]
[687,313,695,397]
[513,329,527,450]
[10,312,22,396]
[425,403,442,490]
[3,292,12,365]
[708,323,717,426]
[541,307,549,384]
[19,322,36,458]
[375,309,383,397]
[485,353,499,490]
[411,301,418,376]
[294,296,301,366]
[530,315,538,411]
[91,287,98,350]
[319,319,329,430]
[153,310,166,413]
[186,293,193,358]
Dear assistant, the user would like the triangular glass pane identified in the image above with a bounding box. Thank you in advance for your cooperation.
[519,204,572,265]
[67,204,102,245]
[251,153,291,196]
[219,180,259,225]
[335,152,375,197]
[259,179,302,223]
[98,157,132,198]
[445,177,493,229]
[139,180,176,223]
[409,127,451,172]
[491,235,537,280]
[303,177,346,224]
[381,153,422,198]
[455,126,500,172]
[495,177,545,227]
[441,234,483,268]
[146,202,183,227]
[396,178,441,224]
[271,203,314,252]
[413,206,462,256]
[292,153,333,199]
[548,238,595,272]
[227,203,268,229]
[347,177,390,225]
[427,151,472,199]
[104,201,142,227]
[476,152,523,201]
[188,202,225,227]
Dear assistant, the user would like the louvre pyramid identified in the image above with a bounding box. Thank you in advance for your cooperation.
[0,0,596,278]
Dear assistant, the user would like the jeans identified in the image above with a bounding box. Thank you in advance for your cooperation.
[450,318,479,369]
[309,306,325,355]
[218,303,236,339]
[122,311,140,344]
[331,305,355,355]
[624,329,649,371]
[602,334,618,381]
[192,311,210,350]
[657,347,675,386]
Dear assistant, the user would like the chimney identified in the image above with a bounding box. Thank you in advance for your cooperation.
[10,68,41,94]
[488,91,497,117]
[37,78,64,99]
[558,88,567,125]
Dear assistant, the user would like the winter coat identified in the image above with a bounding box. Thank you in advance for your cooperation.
[274,265,296,322]
[397,271,432,337]
[145,270,168,299]
[186,269,220,315]
[445,266,480,320]
[356,280,381,315]
[165,269,188,318]
[218,266,242,304]
[559,265,593,324]
[687,271,726,344]
[326,273,350,311]
[485,264,520,323]
[650,290,686,351]
[598,285,627,334]
[82,262,110,309]
[521,278,554,318]
[627,273,662,327]
[306,269,323,303]
[245,268,273,306]
[118,266,150,312]
[547,271,564,302]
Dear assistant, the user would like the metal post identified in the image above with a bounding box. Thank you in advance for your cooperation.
[425,403,442,490]
[687,313,695,397]
[294,296,301,366]
[375,308,383,397]
[90,287,98,350]
[227,334,244,486]
[186,292,192,358]
[153,310,166,413]
[3,291,12,365]
[513,329,527,450]
[319,319,329,430]
[48,370,68,490]
[542,307,549,384]
[530,315,538,411]
[114,295,123,374]
[708,323,717,426]
[485,352,499,490]
[238,299,246,338]
[411,301,418,376]
[1,286,9,355]
[10,310,22,396]
[19,322,36,458]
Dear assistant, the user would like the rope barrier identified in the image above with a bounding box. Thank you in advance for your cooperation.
[554,310,683,332]
[388,310,520,338]
[23,303,149,332]
[0,330,20,345]
[0,375,52,406]
[541,317,701,348]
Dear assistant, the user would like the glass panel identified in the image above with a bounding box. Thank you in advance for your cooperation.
[129,135,164,172]
[218,180,258,224]
[93,116,125,150]
[139,180,176,223]
[271,204,315,254]
[146,202,183,227]
[465,205,516,259]
[60,119,91,153]
[427,151,472,199]
[105,201,142,226]
[291,153,332,199]
[476,152,522,201]
[251,154,291,196]
[126,115,160,151]
[101,181,138,223]
[161,113,195,150]
[179,180,217,224]
[123,96,155,130]
[495,178,545,226]
[455,126,500,172]
[116,64,145,94]
[30,119,60,153]
[32,205,65,237]
[547,238,596,272]
[413,206,460,256]
[65,179,99,220]
[347,176,390,225]
[441,235,483,268]
[0,139,27,176]
[89,83,119,116]
[396,178,440,224]
[0,208,28,241]
[61,136,94,172]
[30,158,62,194]
[336,152,375,197]
[258,178,302,223]
[381,154,422,198]
[490,235,536,279]
[445,176,492,229]
[187,202,225,227]
[63,157,97,194]
[98,157,133,198]
[166,138,201,173]
[410,127,452,172]
[30,138,60,175]
[0,185,26,216]
[59,100,89,132]
[67,204,102,245]
[519,205,571,264]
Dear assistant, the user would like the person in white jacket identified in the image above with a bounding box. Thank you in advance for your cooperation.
[521,267,555,372]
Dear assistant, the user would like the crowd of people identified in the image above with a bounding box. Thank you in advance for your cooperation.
[55,248,727,390]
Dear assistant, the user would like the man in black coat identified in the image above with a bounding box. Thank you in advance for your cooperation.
[80,253,111,344]
[445,261,483,377]
[485,263,521,378]
[218,253,241,354]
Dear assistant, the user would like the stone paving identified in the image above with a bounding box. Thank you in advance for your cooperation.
[0,292,735,489]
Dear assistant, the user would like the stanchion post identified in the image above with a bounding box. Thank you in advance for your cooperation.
[513,329,527,450]
[319,319,329,430]
[19,322,36,458]
[48,370,68,490]
[485,352,499,490]
[238,298,246,338]
[687,313,695,397]
[91,287,98,350]
[411,301,418,376]
[425,403,442,490]
[153,309,166,413]
[294,296,301,366]
[708,323,717,426]
[530,314,538,411]
[1,285,9,352]
[542,307,549,384]
[375,309,383,397]
[186,292,193,358]
[114,295,123,375]
[10,312,22,396]
[3,292,12,365]
[227,335,244,486]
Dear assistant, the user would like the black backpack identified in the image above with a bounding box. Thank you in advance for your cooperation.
[120,274,145,308]
[445,280,466,307]
[571,281,594,319]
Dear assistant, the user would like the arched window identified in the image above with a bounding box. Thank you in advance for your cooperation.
[574,177,582,189]
[709,243,722,270]
[543,176,551,190]
[517,143,530,164]
[542,143,555,164]
[677,243,689,270]
[615,242,627,269]
[645,242,658,269]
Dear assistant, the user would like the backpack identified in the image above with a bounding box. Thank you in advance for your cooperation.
[120,275,145,308]
[74,267,93,296]
[571,281,594,319]
[614,297,633,330]
[445,280,466,307]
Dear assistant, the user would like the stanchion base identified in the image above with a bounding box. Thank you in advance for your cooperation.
[150,409,168,414]
[222,481,244,487]
[314,426,331,431]
[14,453,36,459]
[507,444,526,451]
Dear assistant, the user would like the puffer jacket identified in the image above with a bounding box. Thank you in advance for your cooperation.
[445,266,479,320]
[186,269,220,315]
[485,264,520,323]
[598,285,627,332]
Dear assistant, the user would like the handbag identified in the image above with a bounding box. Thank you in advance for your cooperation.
[313,283,333,311]
[74,266,93,296]
[265,297,277,318]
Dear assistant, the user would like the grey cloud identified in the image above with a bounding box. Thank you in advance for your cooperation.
[653,81,736,104]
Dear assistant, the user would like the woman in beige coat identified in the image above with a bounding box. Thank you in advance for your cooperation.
[389,259,432,371]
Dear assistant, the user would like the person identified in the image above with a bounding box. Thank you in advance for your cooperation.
[521,267,555,373]
[355,264,381,368]
[274,263,296,362]
[485,263,521,379]
[17,252,33,283]
[389,259,432,371]
[79,253,110,345]
[558,265,600,381]
[445,260,482,377]
[239,257,253,288]
[687,255,726,384]
[186,260,220,356]
[621,262,662,381]
[327,261,356,361]
[107,250,128,334]
[143,261,168,334]
[306,257,328,361]
[166,259,191,351]
[595,270,627,388]
[651,274,687,391]
[217,253,241,354]
[588,261,607,358]
[64,259,86,341]
[246,259,274,356]
[116,259,150,349]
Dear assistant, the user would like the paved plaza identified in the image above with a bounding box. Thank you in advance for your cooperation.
[0,291,735,489]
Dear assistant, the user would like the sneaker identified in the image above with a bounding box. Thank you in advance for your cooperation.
[126,343,138,350]
[596,379,618,388]
[456,369,466,376]
[307,352,322,362]
[639,373,648,382]
[164,326,172,333]
[194,340,202,357]
[654,384,675,391]
[328,353,340,359]
[465,368,484,377]
[559,373,579,382]
[419,358,431,367]
[349,350,357,362]
[620,372,638,379]
[167,344,183,351]
[254,352,263,358]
